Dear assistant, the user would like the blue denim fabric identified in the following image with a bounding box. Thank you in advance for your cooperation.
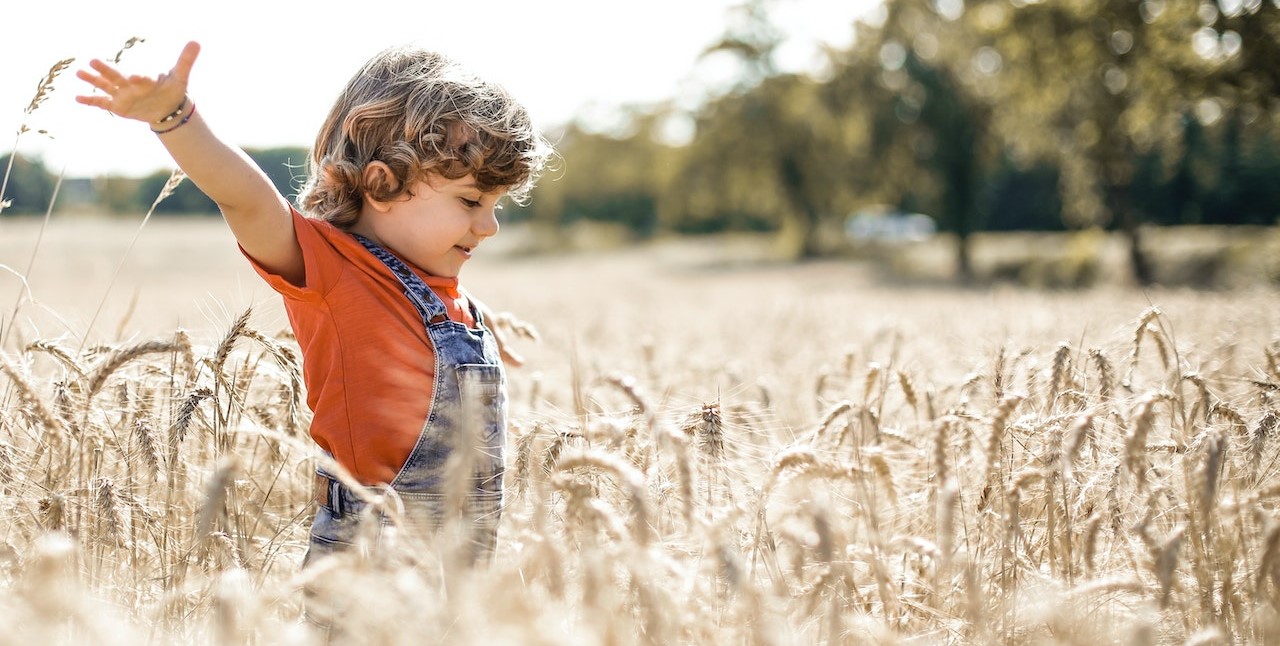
[305,233,506,565]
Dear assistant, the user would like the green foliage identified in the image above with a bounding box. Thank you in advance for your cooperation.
[0,153,56,215]
[520,118,678,239]
[983,159,1064,232]
[133,146,309,215]
[137,169,215,215]
[249,147,310,205]
[822,0,1001,276]
[665,73,851,256]
[1129,109,1280,228]
[520,0,1280,276]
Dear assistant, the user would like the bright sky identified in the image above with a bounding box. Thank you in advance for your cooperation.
[1,0,882,178]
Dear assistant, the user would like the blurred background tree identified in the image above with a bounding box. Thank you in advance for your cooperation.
[519,0,1278,283]
[0,154,56,215]
[825,0,998,280]
[109,147,308,216]
[519,112,679,240]
[977,0,1238,284]
[664,0,853,258]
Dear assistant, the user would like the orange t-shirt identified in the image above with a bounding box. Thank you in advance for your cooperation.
[244,208,475,485]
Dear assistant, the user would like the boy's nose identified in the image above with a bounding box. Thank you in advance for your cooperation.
[474,207,499,237]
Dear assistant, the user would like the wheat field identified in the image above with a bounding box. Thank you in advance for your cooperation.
[1,214,1279,645]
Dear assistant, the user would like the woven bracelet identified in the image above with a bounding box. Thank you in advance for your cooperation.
[152,104,196,135]
[154,96,189,124]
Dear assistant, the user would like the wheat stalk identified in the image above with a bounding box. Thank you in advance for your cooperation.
[84,340,184,399]
[811,400,853,448]
[1258,520,1280,594]
[1153,525,1185,609]
[112,36,145,64]
[980,397,1021,511]
[1061,411,1094,481]
[1089,347,1115,401]
[209,309,253,378]
[1124,393,1163,490]
[169,387,214,466]
[194,457,239,549]
[555,450,651,545]
[897,369,918,412]
[691,402,724,460]
[23,58,75,117]
[25,339,86,376]
[1049,341,1072,406]
[132,416,160,480]
[1,353,65,434]
[93,476,125,547]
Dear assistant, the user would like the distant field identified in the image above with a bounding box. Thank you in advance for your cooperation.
[0,216,281,342]
[2,215,1279,644]
[6,216,1274,412]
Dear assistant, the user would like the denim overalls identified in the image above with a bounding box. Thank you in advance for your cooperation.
[305,234,507,565]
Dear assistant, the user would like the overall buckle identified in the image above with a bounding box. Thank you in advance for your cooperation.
[314,473,345,517]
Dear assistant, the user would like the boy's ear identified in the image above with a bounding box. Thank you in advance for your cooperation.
[361,161,398,212]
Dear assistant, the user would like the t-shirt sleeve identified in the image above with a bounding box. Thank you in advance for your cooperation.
[239,207,343,301]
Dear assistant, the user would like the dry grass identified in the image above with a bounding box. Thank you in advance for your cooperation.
[1,215,1279,645]
[3,62,1280,642]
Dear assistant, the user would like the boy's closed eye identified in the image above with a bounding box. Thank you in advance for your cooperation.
[461,196,506,211]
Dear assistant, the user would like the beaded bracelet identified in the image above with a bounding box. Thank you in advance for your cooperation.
[152,104,196,135]
[154,96,189,125]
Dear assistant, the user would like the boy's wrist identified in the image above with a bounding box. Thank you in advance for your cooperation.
[152,95,190,125]
[151,97,196,135]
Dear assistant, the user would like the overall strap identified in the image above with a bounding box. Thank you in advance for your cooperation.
[459,287,486,327]
[351,233,449,326]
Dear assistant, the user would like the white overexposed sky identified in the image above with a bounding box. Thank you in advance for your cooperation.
[0,0,883,178]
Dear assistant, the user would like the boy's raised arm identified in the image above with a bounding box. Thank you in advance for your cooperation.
[76,41,304,285]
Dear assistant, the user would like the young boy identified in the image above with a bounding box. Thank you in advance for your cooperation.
[77,41,551,564]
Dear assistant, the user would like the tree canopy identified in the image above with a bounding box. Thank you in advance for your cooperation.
[524,0,1280,283]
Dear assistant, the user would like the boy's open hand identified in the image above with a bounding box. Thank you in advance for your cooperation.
[75,41,200,124]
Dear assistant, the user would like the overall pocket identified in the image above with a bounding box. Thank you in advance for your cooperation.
[305,502,363,567]
[304,474,376,567]
[454,363,507,495]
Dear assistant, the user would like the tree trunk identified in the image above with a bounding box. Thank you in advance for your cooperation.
[1113,186,1153,286]
[955,232,974,283]
[948,167,977,283]
[778,154,824,259]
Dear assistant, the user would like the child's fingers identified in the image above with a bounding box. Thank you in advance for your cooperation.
[87,58,128,86]
[75,68,114,94]
[75,65,120,112]
[75,94,110,110]
[170,41,201,84]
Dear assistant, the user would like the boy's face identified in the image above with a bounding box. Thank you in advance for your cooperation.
[359,173,504,278]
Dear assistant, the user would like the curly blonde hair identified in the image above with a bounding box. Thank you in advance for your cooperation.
[298,46,552,227]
